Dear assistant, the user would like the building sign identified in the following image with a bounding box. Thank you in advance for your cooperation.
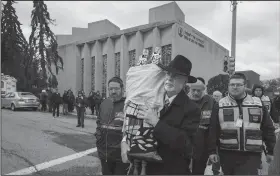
[178,26,205,48]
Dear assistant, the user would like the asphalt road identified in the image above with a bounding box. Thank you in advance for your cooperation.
[1,108,273,175]
[1,109,101,176]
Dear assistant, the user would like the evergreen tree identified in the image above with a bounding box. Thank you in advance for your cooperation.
[207,74,229,96]
[1,0,28,81]
[29,0,63,83]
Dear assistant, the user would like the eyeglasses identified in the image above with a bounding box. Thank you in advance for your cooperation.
[229,83,245,88]
[109,87,121,91]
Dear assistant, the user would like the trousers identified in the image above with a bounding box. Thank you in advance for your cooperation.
[77,107,85,126]
[219,150,261,175]
[100,159,129,175]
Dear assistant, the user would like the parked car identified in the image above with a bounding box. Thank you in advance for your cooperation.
[1,92,40,111]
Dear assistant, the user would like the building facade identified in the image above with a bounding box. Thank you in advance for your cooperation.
[56,2,229,96]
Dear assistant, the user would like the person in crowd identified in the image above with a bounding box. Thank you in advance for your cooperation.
[212,90,223,103]
[68,90,75,112]
[88,90,96,115]
[273,94,280,124]
[40,89,48,112]
[121,55,201,175]
[47,88,53,112]
[268,133,280,175]
[51,88,62,118]
[95,77,129,175]
[252,84,279,124]
[95,91,102,116]
[208,73,276,175]
[188,77,220,175]
[75,90,87,128]
[62,90,69,115]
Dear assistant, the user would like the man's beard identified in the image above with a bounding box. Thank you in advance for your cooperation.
[189,92,205,101]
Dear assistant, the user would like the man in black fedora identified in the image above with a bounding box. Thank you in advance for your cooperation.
[121,55,201,175]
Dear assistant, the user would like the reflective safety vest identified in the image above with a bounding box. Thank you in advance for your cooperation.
[218,95,263,153]
[261,95,271,113]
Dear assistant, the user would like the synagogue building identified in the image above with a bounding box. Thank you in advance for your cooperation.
[56,2,229,97]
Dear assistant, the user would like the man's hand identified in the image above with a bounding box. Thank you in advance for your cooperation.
[137,105,159,127]
[266,154,274,164]
[121,141,130,163]
[209,154,219,163]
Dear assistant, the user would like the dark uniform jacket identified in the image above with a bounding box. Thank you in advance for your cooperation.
[146,90,201,175]
[208,94,276,156]
[95,97,125,162]
[192,94,219,160]
[75,96,87,108]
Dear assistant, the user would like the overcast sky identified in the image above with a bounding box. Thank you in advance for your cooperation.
[13,1,280,80]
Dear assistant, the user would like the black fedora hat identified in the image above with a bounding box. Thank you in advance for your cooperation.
[159,55,197,83]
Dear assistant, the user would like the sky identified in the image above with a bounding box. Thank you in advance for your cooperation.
[12,1,280,80]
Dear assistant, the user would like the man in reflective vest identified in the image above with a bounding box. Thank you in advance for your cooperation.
[208,73,276,175]
[188,77,220,175]
[252,84,279,124]
[94,77,129,175]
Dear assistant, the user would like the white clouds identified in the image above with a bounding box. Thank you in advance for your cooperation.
[12,1,280,80]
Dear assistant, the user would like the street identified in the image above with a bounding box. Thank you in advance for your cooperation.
[1,108,272,175]
[1,109,101,176]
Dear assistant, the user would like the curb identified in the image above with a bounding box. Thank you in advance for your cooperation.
[67,112,97,119]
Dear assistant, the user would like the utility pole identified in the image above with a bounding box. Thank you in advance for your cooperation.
[231,0,238,59]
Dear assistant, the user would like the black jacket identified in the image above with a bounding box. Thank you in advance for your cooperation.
[146,90,201,175]
[208,94,276,156]
[51,93,61,105]
[192,95,219,160]
[95,97,125,162]
[75,96,87,108]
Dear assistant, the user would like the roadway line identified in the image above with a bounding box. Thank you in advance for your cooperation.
[6,147,98,175]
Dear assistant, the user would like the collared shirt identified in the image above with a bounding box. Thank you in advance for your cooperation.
[165,94,177,106]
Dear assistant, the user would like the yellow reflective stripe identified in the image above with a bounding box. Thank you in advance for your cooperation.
[246,139,262,145]
[220,139,238,144]
[244,122,261,129]
[101,125,122,130]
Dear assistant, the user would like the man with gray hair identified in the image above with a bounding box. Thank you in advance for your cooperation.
[212,90,223,103]
[188,77,220,175]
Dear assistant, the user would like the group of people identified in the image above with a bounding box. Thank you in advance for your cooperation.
[38,88,103,124]
[94,54,280,175]
[39,88,65,118]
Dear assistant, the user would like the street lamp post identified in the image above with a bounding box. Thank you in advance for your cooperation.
[231,0,237,63]
[230,0,238,76]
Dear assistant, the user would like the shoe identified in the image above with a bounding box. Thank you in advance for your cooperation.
[76,125,81,127]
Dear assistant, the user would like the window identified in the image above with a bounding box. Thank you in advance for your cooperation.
[129,50,136,67]
[115,52,121,77]
[81,58,84,90]
[19,92,33,96]
[102,54,107,96]
[161,44,172,66]
[91,56,95,91]
[10,93,15,98]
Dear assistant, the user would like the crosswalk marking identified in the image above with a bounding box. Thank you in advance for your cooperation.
[6,147,98,175]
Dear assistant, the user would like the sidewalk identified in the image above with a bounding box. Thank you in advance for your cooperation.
[41,106,98,119]
[66,107,97,119]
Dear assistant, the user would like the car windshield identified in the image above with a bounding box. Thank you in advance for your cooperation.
[19,92,34,96]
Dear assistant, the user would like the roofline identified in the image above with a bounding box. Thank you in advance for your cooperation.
[58,20,228,53]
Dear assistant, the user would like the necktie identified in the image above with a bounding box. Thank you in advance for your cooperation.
[164,99,170,111]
